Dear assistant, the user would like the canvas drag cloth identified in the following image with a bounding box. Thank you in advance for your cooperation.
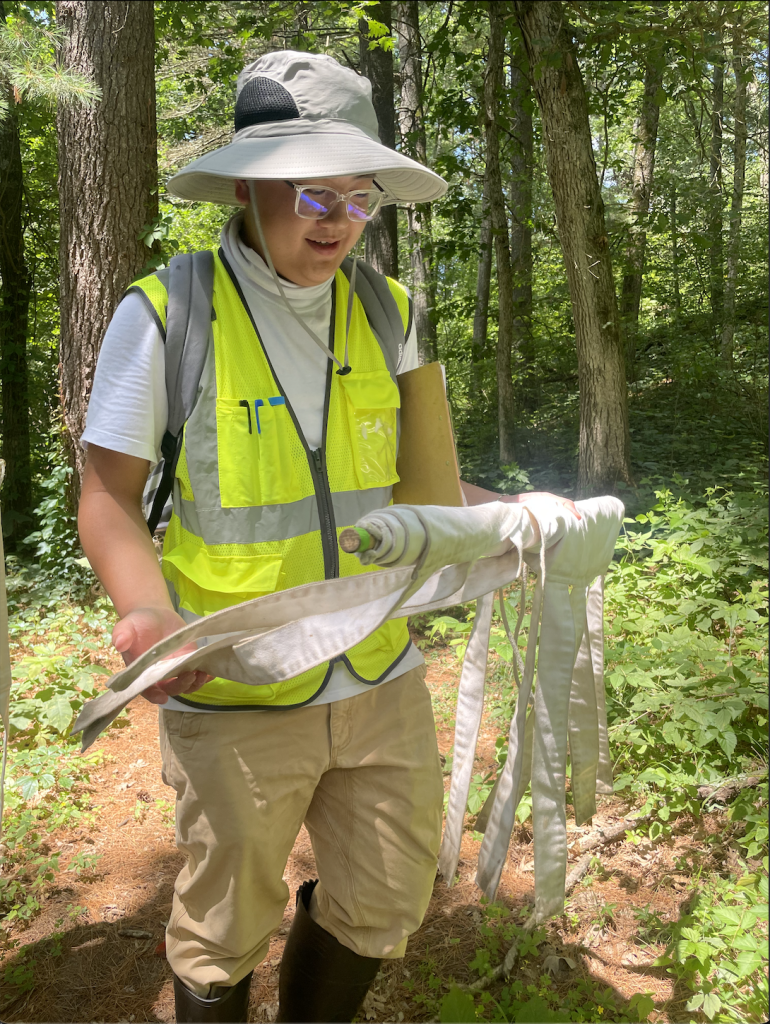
[72,496,623,919]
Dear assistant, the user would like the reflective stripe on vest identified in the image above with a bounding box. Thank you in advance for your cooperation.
[130,250,412,708]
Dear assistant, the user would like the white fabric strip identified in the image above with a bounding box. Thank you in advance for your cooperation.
[437,590,495,884]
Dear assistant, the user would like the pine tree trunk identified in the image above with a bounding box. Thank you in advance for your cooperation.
[472,177,493,364]
[720,29,748,367]
[360,1,398,278]
[514,0,631,494]
[709,32,724,336]
[509,37,533,407]
[486,2,516,465]
[620,58,662,374]
[0,2,32,547]
[56,0,157,498]
[394,0,436,362]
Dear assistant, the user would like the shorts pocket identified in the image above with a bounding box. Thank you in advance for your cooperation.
[339,371,400,489]
[216,397,302,507]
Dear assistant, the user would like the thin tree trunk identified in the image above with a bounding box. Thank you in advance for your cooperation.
[514,0,631,494]
[709,30,724,336]
[670,186,681,316]
[0,2,31,548]
[472,175,493,362]
[360,1,398,278]
[720,28,748,367]
[620,58,663,374]
[486,2,516,464]
[394,0,436,362]
[56,0,158,497]
[509,35,533,406]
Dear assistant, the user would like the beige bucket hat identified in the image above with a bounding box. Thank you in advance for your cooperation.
[167,50,447,206]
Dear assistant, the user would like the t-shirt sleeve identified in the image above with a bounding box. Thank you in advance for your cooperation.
[397,313,420,374]
[81,291,168,464]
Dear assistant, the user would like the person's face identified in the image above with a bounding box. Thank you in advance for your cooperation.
[234,175,375,287]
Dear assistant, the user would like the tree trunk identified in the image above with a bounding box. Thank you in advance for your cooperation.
[670,186,681,316]
[509,35,533,407]
[620,58,663,374]
[394,0,436,362]
[720,28,748,367]
[56,0,158,497]
[514,0,631,494]
[472,175,493,363]
[709,30,724,336]
[360,1,398,278]
[0,2,32,548]
[486,2,516,464]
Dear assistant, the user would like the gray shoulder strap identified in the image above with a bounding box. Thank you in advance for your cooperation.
[165,251,215,437]
[340,258,403,379]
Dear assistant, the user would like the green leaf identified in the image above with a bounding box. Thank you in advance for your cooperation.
[701,992,722,1019]
[41,694,74,735]
[514,996,568,1022]
[440,986,477,1023]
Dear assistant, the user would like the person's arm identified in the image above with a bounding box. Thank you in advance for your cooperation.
[79,444,210,704]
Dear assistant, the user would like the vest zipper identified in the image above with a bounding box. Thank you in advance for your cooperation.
[218,250,340,580]
[310,443,338,579]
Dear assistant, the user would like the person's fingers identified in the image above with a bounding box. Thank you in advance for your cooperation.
[561,498,581,520]
[112,617,136,655]
[141,685,169,705]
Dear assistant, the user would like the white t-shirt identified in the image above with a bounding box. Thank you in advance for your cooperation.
[82,213,424,711]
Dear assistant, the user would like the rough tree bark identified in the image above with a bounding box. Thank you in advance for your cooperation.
[620,58,663,373]
[360,1,398,278]
[486,2,516,464]
[0,1,31,547]
[514,0,631,494]
[472,176,493,364]
[720,26,749,367]
[709,29,724,335]
[56,0,158,496]
[509,35,533,406]
[394,0,436,363]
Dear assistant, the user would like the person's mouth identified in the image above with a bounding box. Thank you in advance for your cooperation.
[306,238,342,256]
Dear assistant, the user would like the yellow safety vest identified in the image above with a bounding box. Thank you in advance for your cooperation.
[130,249,412,708]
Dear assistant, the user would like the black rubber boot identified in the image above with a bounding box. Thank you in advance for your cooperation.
[277,879,382,1023]
[173,970,253,1023]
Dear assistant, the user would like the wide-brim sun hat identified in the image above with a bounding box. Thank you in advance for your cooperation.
[167,50,447,206]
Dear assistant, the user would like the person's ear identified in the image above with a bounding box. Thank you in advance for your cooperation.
[234,179,249,205]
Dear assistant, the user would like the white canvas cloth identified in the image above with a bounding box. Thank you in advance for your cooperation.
[72,496,623,918]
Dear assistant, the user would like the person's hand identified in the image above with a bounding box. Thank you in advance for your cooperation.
[112,606,213,705]
[502,491,581,521]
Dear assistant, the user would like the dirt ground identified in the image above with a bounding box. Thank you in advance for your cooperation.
[0,648,732,1023]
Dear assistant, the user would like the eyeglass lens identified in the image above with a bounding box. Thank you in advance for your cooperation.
[296,188,379,222]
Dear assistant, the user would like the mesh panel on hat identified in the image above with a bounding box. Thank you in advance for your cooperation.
[234,76,300,132]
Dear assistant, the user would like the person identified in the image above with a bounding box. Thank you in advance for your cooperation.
[78,51,576,1023]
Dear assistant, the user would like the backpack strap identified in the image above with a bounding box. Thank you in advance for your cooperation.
[146,251,214,534]
[339,258,410,380]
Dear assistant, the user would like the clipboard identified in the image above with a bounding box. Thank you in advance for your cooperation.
[393,362,464,507]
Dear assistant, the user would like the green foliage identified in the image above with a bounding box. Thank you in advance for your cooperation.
[652,865,769,1022]
[606,485,767,839]
[1,579,116,923]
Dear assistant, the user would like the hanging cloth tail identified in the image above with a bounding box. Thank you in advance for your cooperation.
[438,591,495,884]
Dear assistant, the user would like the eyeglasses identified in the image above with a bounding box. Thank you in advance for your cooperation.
[284,181,386,222]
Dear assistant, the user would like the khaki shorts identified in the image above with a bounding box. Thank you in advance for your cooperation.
[159,665,443,995]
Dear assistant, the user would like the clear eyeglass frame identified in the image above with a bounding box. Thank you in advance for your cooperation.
[284,181,386,222]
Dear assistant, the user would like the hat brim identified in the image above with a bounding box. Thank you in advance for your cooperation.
[167,134,447,205]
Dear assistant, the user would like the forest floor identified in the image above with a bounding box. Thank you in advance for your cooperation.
[0,643,742,1024]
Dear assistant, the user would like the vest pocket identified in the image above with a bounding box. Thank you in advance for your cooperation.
[216,397,302,507]
[163,540,283,613]
[339,371,400,489]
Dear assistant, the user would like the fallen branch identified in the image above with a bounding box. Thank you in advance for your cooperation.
[697,774,766,807]
[464,814,652,993]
